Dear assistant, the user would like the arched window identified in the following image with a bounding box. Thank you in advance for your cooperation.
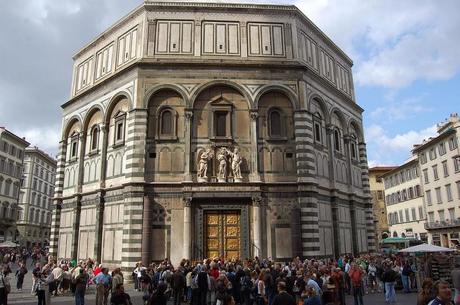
[333,129,341,152]
[90,125,99,151]
[158,108,177,139]
[393,231,398,238]
[267,108,285,139]
[70,132,79,160]
[160,110,173,135]
[270,110,282,137]
[350,134,358,160]
[313,112,322,143]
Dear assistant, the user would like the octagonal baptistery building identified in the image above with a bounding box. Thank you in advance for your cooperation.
[50,1,374,270]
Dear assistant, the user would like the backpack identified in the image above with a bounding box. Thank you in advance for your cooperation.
[240,276,253,293]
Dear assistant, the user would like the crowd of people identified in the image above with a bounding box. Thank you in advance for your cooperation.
[0,248,459,305]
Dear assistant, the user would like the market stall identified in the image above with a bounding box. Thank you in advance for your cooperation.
[399,243,457,290]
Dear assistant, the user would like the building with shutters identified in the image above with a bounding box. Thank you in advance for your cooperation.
[0,127,29,243]
[369,166,396,246]
[413,113,460,247]
[50,1,374,271]
[17,147,56,247]
[381,158,428,242]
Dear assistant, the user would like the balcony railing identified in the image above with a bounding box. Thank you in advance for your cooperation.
[425,219,460,229]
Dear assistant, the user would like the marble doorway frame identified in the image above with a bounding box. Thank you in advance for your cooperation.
[193,200,250,260]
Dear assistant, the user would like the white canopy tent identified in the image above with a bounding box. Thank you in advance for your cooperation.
[0,241,20,248]
[399,243,456,253]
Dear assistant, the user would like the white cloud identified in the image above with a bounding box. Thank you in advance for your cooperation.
[370,95,433,121]
[294,0,460,89]
[366,124,437,154]
[20,126,61,156]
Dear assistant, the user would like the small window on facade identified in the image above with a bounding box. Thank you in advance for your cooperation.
[91,126,99,151]
[70,134,79,159]
[314,123,321,143]
[269,111,282,137]
[215,112,227,137]
[333,129,341,152]
[160,110,173,135]
[116,121,124,141]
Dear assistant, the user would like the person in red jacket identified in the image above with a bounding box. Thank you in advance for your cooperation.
[349,264,364,305]
[93,264,102,277]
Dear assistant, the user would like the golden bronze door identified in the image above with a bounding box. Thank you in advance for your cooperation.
[205,211,240,259]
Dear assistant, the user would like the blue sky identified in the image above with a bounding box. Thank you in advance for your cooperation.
[0,0,459,167]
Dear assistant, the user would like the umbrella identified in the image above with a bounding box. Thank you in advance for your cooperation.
[399,243,455,253]
[0,241,19,248]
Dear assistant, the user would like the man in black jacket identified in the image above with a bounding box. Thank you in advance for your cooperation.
[171,269,185,305]
[272,282,295,305]
[197,266,209,305]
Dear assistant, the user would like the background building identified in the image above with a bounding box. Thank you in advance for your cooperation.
[0,127,29,242]
[17,147,56,247]
[51,1,374,271]
[369,166,396,246]
[382,157,427,242]
[413,113,460,247]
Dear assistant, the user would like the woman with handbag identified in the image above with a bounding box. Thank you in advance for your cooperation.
[0,265,12,305]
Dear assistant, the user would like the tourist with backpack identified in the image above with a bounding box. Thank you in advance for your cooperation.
[240,269,253,305]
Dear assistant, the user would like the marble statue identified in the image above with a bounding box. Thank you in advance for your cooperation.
[217,147,228,182]
[197,148,213,182]
[230,147,243,182]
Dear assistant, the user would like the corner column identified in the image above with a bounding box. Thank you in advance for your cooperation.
[249,111,261,182]
[49,139,67,258]
[183,197,192,260]
[358,140,376,251]
[252,196,262,257]
[184,110,193,182]
[141,195,152,266]
[49,200,62,258]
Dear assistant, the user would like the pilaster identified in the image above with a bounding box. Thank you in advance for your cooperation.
[99,124,109,188]
[184,110,193,182]
[183,197,192,259]
[249,111,261,182]
[141,195,152,266]
[124,108,148,182]
[252,196,262,257]
[93,191,105,263]
[121,186,144,274]
[49,199,62,258]
[326,124,337,189]
[71,195,82,260]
